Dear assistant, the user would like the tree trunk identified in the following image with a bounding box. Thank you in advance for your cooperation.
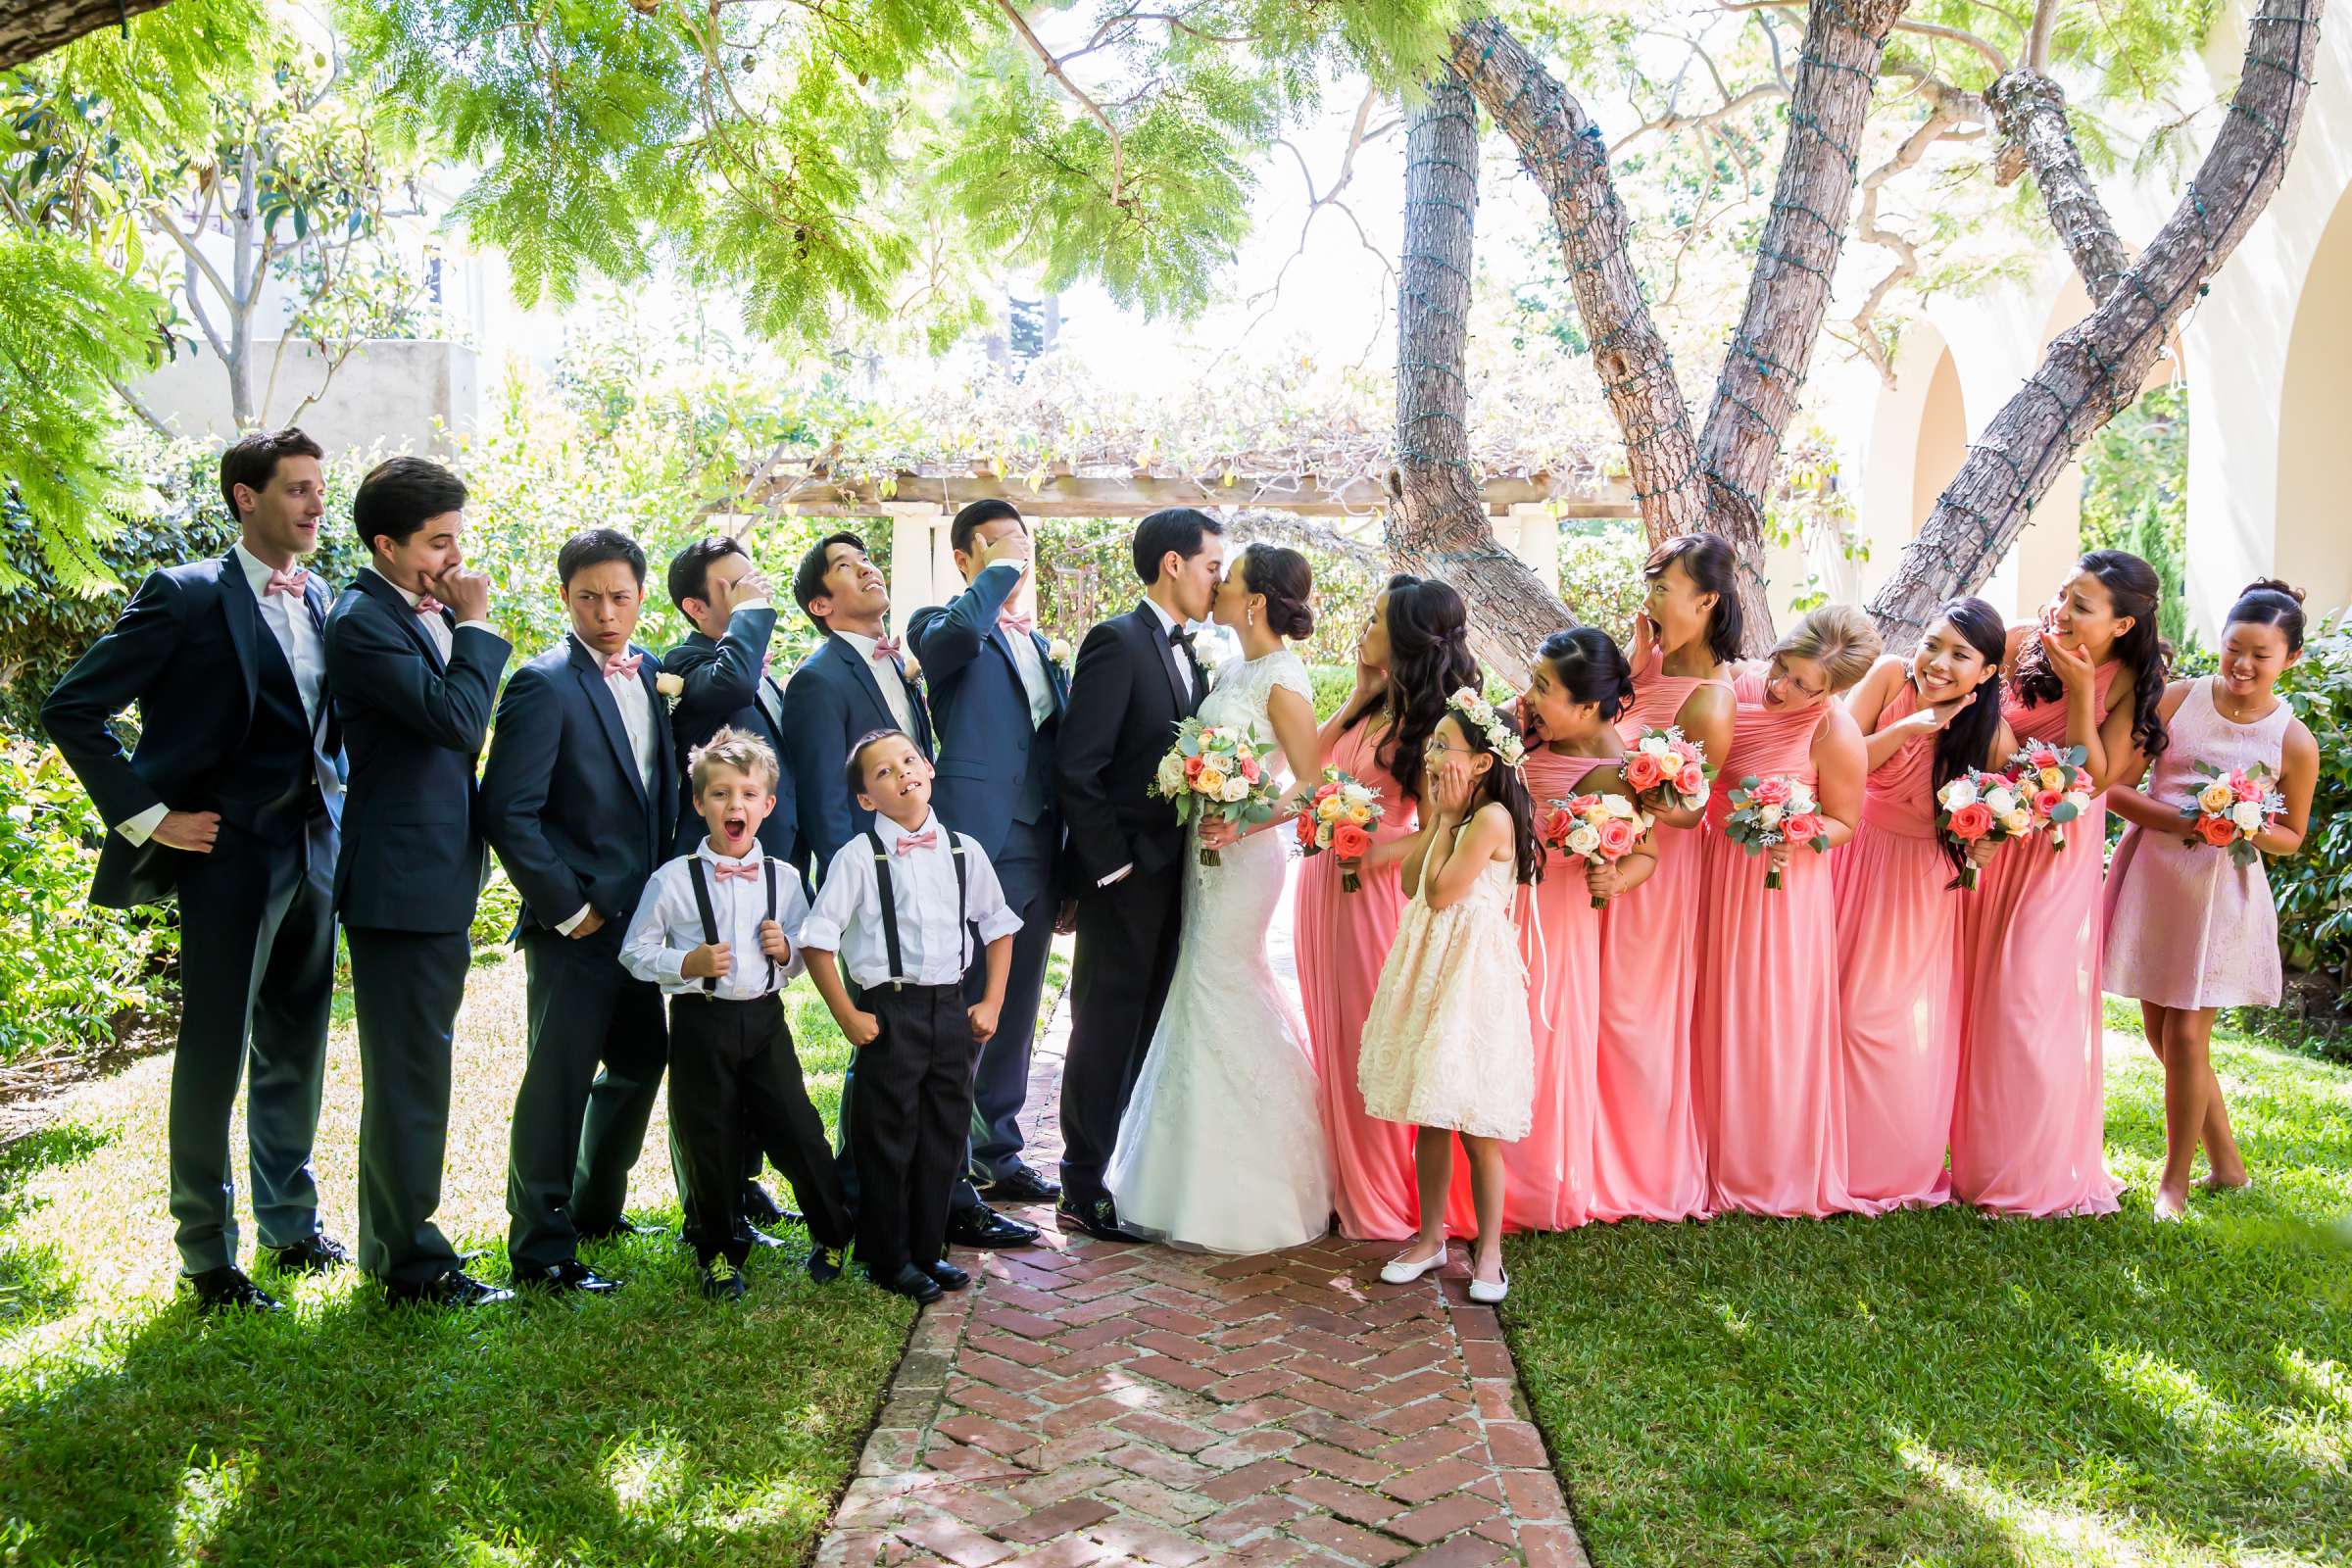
[1447,19,1705,549]
[1386,74,1572,685]
[1988,70,2132,304]
[1696,0,1910,648]
[0,0,171,73]
[1869,1,2327,639]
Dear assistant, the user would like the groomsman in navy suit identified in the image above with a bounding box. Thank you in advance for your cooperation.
[662,533,799,1233]
[324,457,513,1307]
[907,501,1067,1207]
[42,428,347,1312]
[482,528,677,1293]
[777,531,1036,1250]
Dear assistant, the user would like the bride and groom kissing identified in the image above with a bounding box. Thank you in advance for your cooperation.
[1056,508,1336,1254]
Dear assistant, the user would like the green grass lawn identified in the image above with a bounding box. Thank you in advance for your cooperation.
[0,956,914,1567]
[1505,1009,2352,1567]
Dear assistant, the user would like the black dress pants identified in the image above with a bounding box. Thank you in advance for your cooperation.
[668,992,853,1265]
[1058,862,1185,1206]
[347,925,469,1287]
[852,982,976,1276]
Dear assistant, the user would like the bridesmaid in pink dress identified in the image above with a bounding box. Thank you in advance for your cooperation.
[1591,535,1739,1223]
[1692,606,1878,1217]
[2103,581,2319,1220]
[1953,550,2172,1217]
[1832,598,2015,1212]
[1450,626,1654,1234]
[1295,576,1478,1240]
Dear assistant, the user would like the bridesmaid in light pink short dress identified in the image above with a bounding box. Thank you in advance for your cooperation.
[1295,577,1477,1240]
[1691,607,1877,1218]
[1832,599,2014,1212]
[1590,536,1738,1224]
[1953,550,2170,1218]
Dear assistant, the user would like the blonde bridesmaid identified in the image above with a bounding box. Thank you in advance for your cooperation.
[1590,535,1738,1223]
[1833,598,2014,1211]
[1296,577,1477,1240]
[2104,581,2318,1220]
[1692,606,1878,1217]
[1953,550,2171,1217]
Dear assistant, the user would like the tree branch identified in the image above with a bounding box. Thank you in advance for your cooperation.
[1849,91,1985,385]
[1449,17,1709,548]
[1870,0,2328,640]
[0,0,172,74]
[109,375,175,438]
[995,0,1127,204]
[1987,67,2132,303]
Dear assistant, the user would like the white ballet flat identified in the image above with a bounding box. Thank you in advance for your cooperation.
[1379,1247,1446,1285]
[1467,1270,1509,1305]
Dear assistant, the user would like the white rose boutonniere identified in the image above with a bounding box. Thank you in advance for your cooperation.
[654,672,684,700]
[1049,637,1074,665]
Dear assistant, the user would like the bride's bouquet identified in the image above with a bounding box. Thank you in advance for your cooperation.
[1153,717,1282,866]
[1295,767,1385,892]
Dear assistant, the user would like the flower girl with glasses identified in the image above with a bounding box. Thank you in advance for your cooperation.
[1356,690,1544,1303]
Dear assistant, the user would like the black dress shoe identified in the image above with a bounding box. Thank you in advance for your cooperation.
[738,1221,787,1250]
[186,1266,284,1315]
[263,1233,351,1276]
[946,1204,1039,1250]
[516,1258,624,1295]
[573,1218,664,1244]
[807,1243,850,1285]
[741,1181,798,1225]
[924,1259,971,1292]
[868,1262,944,1303]
[701,1256,750,1301]
[981,1165,1062,1205]
[386,1268,513,1309]
[1057,1196,1147,1244]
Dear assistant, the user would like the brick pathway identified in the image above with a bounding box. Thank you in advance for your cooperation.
[814,1005,1590,1567]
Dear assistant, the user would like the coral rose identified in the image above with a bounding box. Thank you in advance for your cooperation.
[1676,763,1708,797]
[2196,811,2239,848]
[1595,816,1639,858]
[1332,822,1372,859]
[1782,811,1825,847]
[2033,787,2063,818]
[1947,802,1995,841]
[1749,777,1792,808]
[1625,752,1663,791]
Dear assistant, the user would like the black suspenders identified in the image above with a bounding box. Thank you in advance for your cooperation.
[865,828,968,990]
[686,857,780,995]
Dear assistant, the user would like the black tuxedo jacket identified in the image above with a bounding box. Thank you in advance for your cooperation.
[480,636,678,938]
[41,549,340,908]
[776,629,933,880]
[323,571,513,934]
[906,563,1068,864]
[661,607,798,862]
[1055,602,1205,889]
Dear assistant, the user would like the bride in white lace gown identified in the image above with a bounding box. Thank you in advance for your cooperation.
[1107,545,1336,1253]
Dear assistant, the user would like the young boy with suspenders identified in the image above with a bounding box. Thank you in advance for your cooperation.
[801,728,1020,1302]
[619,728,854,1298]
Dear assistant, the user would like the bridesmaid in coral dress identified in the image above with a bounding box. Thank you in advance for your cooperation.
[1692,605,1878,1217]
[1295,576,1478,1240]
[1952,550,2171,1217]
[1832,598,2015,1212]
[1590,535,1739,1223]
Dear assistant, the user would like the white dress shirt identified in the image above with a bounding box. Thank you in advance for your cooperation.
[834,628,919,737]
[1004,623,1054,729]
[799,811,1021,989]
[619,842,809,1000]
[362,564,493,663]
[555,633,659,936]
[119,545,328,846]
[1144,597,1194,703]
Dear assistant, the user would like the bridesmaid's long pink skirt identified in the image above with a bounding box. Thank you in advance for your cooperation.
[1296,848,1417,1240]
[1831,821,1961,1211]
[1589,825,1709,1222]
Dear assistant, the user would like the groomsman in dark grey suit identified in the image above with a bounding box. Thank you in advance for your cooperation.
[324,457,513,1307]
[42,428,347,1312]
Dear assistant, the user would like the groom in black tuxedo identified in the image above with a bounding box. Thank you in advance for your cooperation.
[1054,507,1226,1242]
[42,427,347,1312]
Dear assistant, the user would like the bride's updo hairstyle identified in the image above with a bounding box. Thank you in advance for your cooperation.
[1374,575,1480,805]
[1243,543,1315,638]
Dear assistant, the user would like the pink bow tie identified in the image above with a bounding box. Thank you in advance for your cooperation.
[416,594,446,617]
[710,860,759,882]
[893,829,937,856]
[264,567,309,599]
[870,636,903,664]
[998,609,1035,637]
[603,651,642,680]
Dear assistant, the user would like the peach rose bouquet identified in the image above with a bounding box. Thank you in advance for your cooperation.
[1935,768,2032,891]
[1152,718,1281,867]
[1723,773,1827,891]
[2003,741,2095,853]
[2177,760,2284,867]
[1623,725,1714,813]
[1294,766,1387,892]
[1541,790,1653,908]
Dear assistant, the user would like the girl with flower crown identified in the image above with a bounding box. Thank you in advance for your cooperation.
[1357,690,1544,1303]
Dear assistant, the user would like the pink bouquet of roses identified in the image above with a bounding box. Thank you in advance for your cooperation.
[1722,773,1827,891]
[2177,760,2285,867]
[1541,791,1653,908]
[2004,741,2095,853]
[1295,766,1386,892]
[1152,717,1282,866]
[1623,725,1714,813]
[1935,768,2033,891]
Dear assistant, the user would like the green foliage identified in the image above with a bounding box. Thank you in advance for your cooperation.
[0,739,176,1066]
[468,867,521,956]
[2275,620,2352,988]
[2081,384,2189,649]
[1556,520,1647,645]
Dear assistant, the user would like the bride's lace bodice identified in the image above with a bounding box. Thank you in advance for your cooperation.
[1200,649,1313,758]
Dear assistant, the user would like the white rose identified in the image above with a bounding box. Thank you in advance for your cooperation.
[654,671,684,699]
[1602,794,1638,819]
[1154,754,1185,794]
[1342,783,1374,806]
[1937,778,1979,809]
[1566,824,1601,856]
[1757,803,1784,828]
[1049,638,1073,663]
[2065,791,2092,815]
[1984,786,2017,815]
[1218,775,1250,804]
[2230,801,2264,833]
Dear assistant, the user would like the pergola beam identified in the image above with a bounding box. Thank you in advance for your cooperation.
[735,470,1638,520]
